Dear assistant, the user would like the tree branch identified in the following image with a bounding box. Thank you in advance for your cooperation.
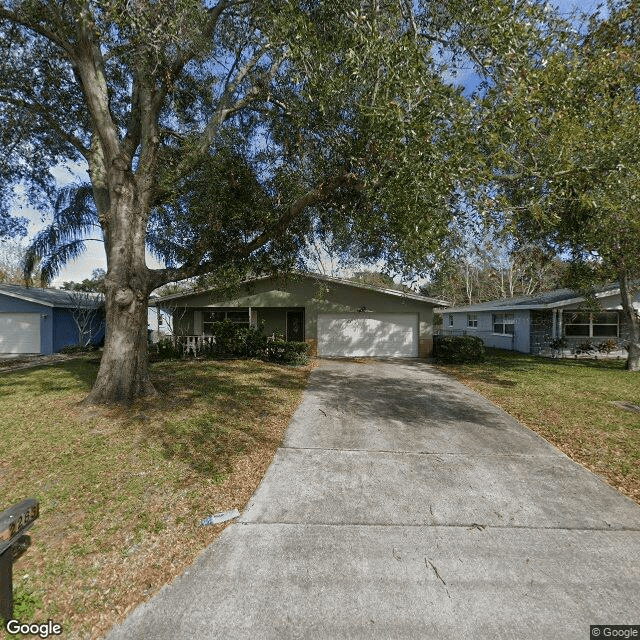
[152,0,233,116]
[0,95,89,156]
[148,172,365,290]
[73,17,122,166]
[170,47,282,185]
[0,5,74,56]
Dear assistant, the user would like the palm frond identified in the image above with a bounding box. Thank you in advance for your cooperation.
[23,182,101,286]
[38,239,89,286]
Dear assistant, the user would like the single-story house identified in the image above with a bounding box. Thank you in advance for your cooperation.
[153,273,448,357]
[436,284,640,355]
[0,284,105,355]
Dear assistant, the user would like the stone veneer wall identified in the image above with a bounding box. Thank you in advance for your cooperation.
[529,310,553,354]
[530,308,633,355]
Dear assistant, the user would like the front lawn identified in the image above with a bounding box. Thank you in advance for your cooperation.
[1,356,313,639]
[438,349,640,505]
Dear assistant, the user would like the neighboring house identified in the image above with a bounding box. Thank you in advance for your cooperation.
[0,284,105,355]
[153,273,448,357]
[436,284,640,355]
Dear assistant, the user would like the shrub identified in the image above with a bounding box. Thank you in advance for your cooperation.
[265,339,309,365]
[150,322,309,365]
[59,344,97,354]
[597,338,619,354]
[434,335,485,364]
[154,337,184,360]
[575,340,595,355]
[206,320,268,358]
[549,337,567,351]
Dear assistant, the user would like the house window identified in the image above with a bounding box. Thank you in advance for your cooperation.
[493,313,515,335]
[448,314,454,327]
[203,310,249,335]
[565,312,618,338]
[467,313,478,328]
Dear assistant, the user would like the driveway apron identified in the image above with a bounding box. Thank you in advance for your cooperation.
[106,359,640,640]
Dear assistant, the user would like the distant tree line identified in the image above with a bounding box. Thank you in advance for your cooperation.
[422,243,570,306]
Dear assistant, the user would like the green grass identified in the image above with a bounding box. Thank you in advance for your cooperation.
[0,356,312,639]
[438,349,640,504]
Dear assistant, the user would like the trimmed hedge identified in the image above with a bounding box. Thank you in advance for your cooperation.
[433,335,486,364]
[265,339,309,365]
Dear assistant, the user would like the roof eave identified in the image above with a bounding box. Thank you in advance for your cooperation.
[0,289,55,307]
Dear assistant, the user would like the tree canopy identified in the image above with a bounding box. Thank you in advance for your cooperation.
[479,0,640,368]
[0,0,566,402]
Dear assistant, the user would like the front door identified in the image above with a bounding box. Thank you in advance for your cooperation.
[286,311,305,342]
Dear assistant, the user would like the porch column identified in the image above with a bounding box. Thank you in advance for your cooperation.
[194,310,203,335]
[248,306,257,329]
[557,309,563,339]
[551,309,557,340]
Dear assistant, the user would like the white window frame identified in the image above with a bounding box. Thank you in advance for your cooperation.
[448,314,454,327]
[467,313,478,328]
[564,312,618,338]
[492,312,515,335]
[202,310,250,335]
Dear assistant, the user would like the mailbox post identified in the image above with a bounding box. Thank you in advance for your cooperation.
[0,498,39,622]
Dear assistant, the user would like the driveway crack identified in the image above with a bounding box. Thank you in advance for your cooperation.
[426,557,451,599]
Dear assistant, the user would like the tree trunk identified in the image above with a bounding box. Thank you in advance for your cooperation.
[83,177,157,406]
[83,284,155,405]
[628,341,640,372]
[619,270,640,372]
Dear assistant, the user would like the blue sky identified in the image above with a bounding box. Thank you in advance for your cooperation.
[9,0,605,287]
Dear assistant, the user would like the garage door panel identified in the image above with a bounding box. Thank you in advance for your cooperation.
[318,313,417,357]
[0,313,41,354]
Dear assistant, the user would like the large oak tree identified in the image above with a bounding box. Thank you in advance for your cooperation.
[1,0,556,403]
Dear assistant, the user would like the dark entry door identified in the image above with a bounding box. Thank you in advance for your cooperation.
[286,311,304,342]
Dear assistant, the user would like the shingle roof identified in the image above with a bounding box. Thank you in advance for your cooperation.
[435,283,622,313]
[0,284,103,308]
[153,272,450,306]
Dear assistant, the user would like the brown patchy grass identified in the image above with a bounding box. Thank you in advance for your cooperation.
[0,356,314,639]
[438,349,640,505]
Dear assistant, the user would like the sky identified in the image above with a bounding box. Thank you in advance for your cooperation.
[7,0,606,288]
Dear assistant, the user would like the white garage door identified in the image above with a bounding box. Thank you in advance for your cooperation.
[317,313,418,357]
[0,313,41,354]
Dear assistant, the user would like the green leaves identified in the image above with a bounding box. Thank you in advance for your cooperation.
[482,0,640,281]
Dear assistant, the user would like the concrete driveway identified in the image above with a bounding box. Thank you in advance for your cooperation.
[106,359,640,640]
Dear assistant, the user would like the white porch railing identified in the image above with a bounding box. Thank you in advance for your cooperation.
[165,333,283,357]
[174,335,216,356]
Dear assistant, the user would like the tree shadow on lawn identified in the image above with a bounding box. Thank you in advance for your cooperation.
[149,414,265,480]
[135,359,309,478]
[0,358,98,397]
[2,356,307,480]
[459,368,518,388]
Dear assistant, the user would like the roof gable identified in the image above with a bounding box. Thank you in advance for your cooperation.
[154,272,449,307]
